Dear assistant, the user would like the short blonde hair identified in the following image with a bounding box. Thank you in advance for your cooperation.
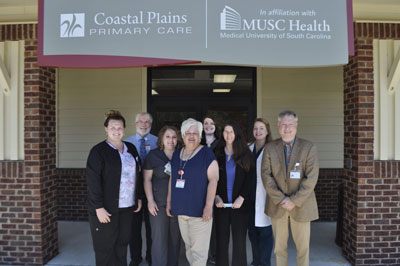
[181,118,203,138]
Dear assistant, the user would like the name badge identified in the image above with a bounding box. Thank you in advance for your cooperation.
[145,144,151,151]
[164,162,171,176]
[176,179,185,188]
[290,171,301,179]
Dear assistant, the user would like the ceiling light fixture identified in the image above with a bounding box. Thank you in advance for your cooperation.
[213,74,237,83]
[213,88,231,93]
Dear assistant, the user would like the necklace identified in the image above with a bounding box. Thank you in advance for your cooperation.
[107,140,124,153]
[224,146,233,162]
[206,135,216,146]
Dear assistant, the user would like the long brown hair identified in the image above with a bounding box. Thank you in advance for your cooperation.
[216,120,254,172]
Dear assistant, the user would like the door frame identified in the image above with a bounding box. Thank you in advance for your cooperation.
[147,65,257,139]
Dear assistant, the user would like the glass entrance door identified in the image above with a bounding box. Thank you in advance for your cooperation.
[148,66,256,141]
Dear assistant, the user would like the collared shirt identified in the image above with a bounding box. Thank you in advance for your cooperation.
[106,142,136,208]
[125,133,158,164]
[283,138,296,166]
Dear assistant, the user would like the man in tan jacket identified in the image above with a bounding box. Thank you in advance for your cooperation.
[261,110,319,266]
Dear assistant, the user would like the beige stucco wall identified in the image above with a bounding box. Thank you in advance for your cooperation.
[259,66,344,168]
[57,68,146,168]
[57,66,344,168]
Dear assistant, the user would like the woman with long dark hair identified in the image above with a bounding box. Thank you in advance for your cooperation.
[200,116,219,151]
[214,121,253,266]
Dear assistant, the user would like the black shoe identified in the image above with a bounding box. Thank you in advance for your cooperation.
[208,257,216,265]
[146,255,152,265]
[129,258,142,266]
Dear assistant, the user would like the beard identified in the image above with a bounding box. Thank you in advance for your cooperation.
[137,127,150,136]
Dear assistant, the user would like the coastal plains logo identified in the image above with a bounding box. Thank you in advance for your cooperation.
[220,6,241,30]
[60,13,85,38]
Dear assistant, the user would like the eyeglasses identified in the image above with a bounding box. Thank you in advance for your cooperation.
[185,132,199,137]
[279,124,296,129]
[136,120,151,125]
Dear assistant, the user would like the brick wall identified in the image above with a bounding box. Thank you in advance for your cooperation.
[368,161,400,264]
[55,167,342,222]
[315,168,344,222]
[56,169,88,221]
[0,161,26,264]
[342,22,400,266]
[0,24,58,265]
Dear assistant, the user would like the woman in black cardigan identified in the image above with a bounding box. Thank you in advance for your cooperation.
[86,110,144,266]
[214,121,254,266]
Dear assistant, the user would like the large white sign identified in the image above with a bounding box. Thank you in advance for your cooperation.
[42,0,349,67]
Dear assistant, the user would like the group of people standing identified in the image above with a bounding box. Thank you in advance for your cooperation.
[86,110,319,266]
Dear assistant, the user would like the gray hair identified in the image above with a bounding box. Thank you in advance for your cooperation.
[278,110,298,123]
[135,112,153,124]
[181,118,203,138]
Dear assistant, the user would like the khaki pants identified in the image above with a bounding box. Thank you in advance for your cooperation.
[178,215,213,266]
[271,212,310,266]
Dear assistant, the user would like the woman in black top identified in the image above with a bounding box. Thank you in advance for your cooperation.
[201,116,219,151]
[214,121,254,266]
[86,110,143,266]
[143,125,182,266]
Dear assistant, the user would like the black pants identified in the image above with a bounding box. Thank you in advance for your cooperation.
[208,218,217,261]
[89,207,133,266]
[248,207,274,266]
[129,202,152,265]
[215,208,249,266]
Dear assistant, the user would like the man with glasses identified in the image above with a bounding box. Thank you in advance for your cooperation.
[261,110,319,266]
[126,112,158,266]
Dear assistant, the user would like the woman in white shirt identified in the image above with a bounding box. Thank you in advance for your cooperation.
[248,118,274,266]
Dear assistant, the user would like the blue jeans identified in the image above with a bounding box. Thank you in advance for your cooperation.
[248,209,274,266]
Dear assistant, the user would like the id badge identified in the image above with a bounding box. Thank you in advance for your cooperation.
[290,171,301,179]
[164,162,171,176]
[176,179,185,188]
[145,144,151,151]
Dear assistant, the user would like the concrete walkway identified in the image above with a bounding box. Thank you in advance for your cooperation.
[45,221,351,266]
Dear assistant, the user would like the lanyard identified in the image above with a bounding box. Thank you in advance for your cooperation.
[178,147,197,179]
